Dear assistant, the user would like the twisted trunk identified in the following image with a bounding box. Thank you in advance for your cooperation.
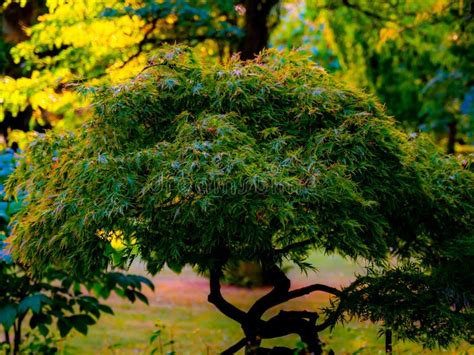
[238,0,279,60]
[208,263,341,353]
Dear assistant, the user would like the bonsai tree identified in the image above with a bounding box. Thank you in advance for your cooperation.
[6,46,473,353]
[0,150,153,354]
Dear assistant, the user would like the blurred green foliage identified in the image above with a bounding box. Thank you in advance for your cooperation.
[272,0,474,153]
[0,0,243,142]
[1,0,472,153]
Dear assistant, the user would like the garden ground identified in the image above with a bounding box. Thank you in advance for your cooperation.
[60,253,473,354]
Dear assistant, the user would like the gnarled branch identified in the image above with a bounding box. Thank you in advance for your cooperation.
[341,0,390,21]
[221,337,247,354]
[248,263,341,320]
[208,268,246,324]
[261,310,323,354]
[119,18,159,68]
[286,283,341,300]
[247,264,291,320]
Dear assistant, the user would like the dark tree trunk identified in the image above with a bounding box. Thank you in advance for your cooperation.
[3,328,11,353]
[13,320,21,355]
[209,263,341,353]
[238,0,279,60]
[385,329,392,354]
[447,120,457,154]
[2,2,38,44]
[1,1,48,145]
[232,1,280,287]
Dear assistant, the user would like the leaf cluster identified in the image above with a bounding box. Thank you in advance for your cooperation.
[341,264,474,348]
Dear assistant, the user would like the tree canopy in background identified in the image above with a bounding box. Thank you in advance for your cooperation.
[272,0,474,153]
[7,47,473,353]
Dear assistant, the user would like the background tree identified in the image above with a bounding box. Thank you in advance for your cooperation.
[7,47,473,353]
[0,0,282,145]
[0,0,49,143]
[272,0,474,153]
[2,0,472,153]
[0,149,153,354]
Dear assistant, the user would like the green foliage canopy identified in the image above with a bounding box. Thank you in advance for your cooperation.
[273,0,474,152]
[6,46,474,349]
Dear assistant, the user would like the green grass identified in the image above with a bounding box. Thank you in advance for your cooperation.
[58,254,473,354]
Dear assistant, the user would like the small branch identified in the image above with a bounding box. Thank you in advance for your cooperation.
[275,239,315,254]
[341,0,391,21]
[208,268,246,324]
[286,283,341,300]
[119,18,159,68]
[250,280,341,321]
[221,337,247,354]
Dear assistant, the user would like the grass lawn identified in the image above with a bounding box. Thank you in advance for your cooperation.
[59,253,473,354]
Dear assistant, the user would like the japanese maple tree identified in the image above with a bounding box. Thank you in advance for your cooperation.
[7,46,473,353]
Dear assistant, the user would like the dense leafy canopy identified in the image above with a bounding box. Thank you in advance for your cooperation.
[6,47,473,349]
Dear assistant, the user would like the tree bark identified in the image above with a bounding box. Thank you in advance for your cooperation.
[3,328,11,353]
[228,4,280,287]
[1,1,48,145]
[447,120,457,154]
[238,0,279,60]
[209,263,341,353]
[13,318,21,355]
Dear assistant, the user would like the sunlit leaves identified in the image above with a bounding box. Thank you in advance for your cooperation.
[1,0,242,132]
